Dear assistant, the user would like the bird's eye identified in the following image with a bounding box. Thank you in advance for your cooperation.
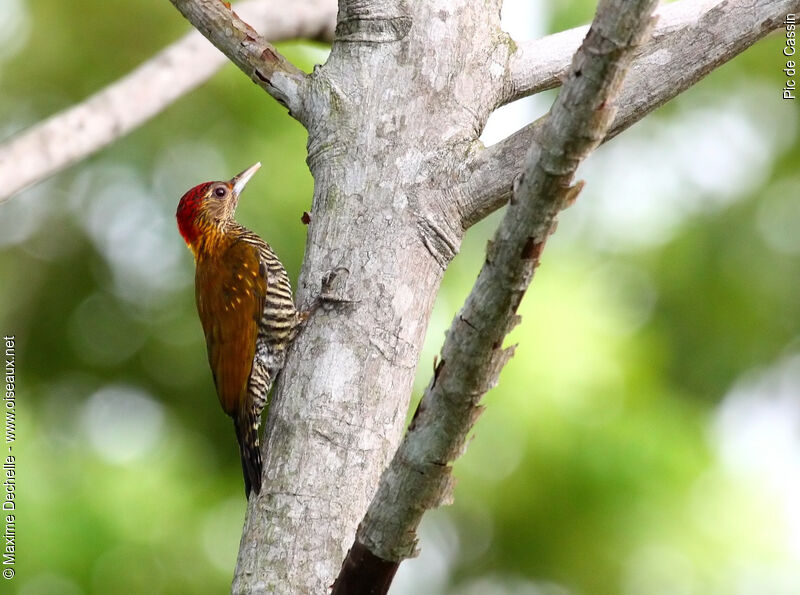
[214,187,227,198]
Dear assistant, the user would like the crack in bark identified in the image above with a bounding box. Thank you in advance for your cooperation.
[415,215,460,270]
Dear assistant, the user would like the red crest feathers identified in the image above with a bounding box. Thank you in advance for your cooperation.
[176,182,212,245]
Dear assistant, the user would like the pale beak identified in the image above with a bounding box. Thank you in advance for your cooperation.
[231,162,261,197]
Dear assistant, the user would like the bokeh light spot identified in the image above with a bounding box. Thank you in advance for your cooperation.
[82,384,166,464]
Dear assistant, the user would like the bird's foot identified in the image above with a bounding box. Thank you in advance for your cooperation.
[301,266,358,321]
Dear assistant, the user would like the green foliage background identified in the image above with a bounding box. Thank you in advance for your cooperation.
[1,1,798,593]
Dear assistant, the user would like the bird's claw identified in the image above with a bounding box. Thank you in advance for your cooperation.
[303,266,358,318]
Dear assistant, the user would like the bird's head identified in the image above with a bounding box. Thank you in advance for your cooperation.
[176,162,261,247]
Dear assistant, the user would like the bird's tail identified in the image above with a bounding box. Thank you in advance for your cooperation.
[234,412,262,498]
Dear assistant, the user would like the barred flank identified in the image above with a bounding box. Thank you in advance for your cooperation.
[226,222,303,495]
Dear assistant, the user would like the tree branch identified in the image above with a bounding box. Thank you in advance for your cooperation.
[461,0,799,228]
[331,0,658,591]
[504,0,726,103]
[0,0,336,203]
[168,0,310,121]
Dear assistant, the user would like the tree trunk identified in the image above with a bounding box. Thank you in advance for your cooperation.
[232,2,511,591]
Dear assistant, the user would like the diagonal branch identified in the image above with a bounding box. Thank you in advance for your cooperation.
[168,0,310,121]
[504,0,728,104]
[331,0,659,592]
[0,0,336,204]
[461,0,799,228]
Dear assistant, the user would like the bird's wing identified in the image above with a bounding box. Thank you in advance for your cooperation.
[195,240,267,417]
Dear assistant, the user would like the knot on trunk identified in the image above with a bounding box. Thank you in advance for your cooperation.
[335,1,412,43]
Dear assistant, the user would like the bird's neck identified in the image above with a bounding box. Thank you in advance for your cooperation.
[189,220,236,260]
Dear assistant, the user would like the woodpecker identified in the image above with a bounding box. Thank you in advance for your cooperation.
[176,163,302,497]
